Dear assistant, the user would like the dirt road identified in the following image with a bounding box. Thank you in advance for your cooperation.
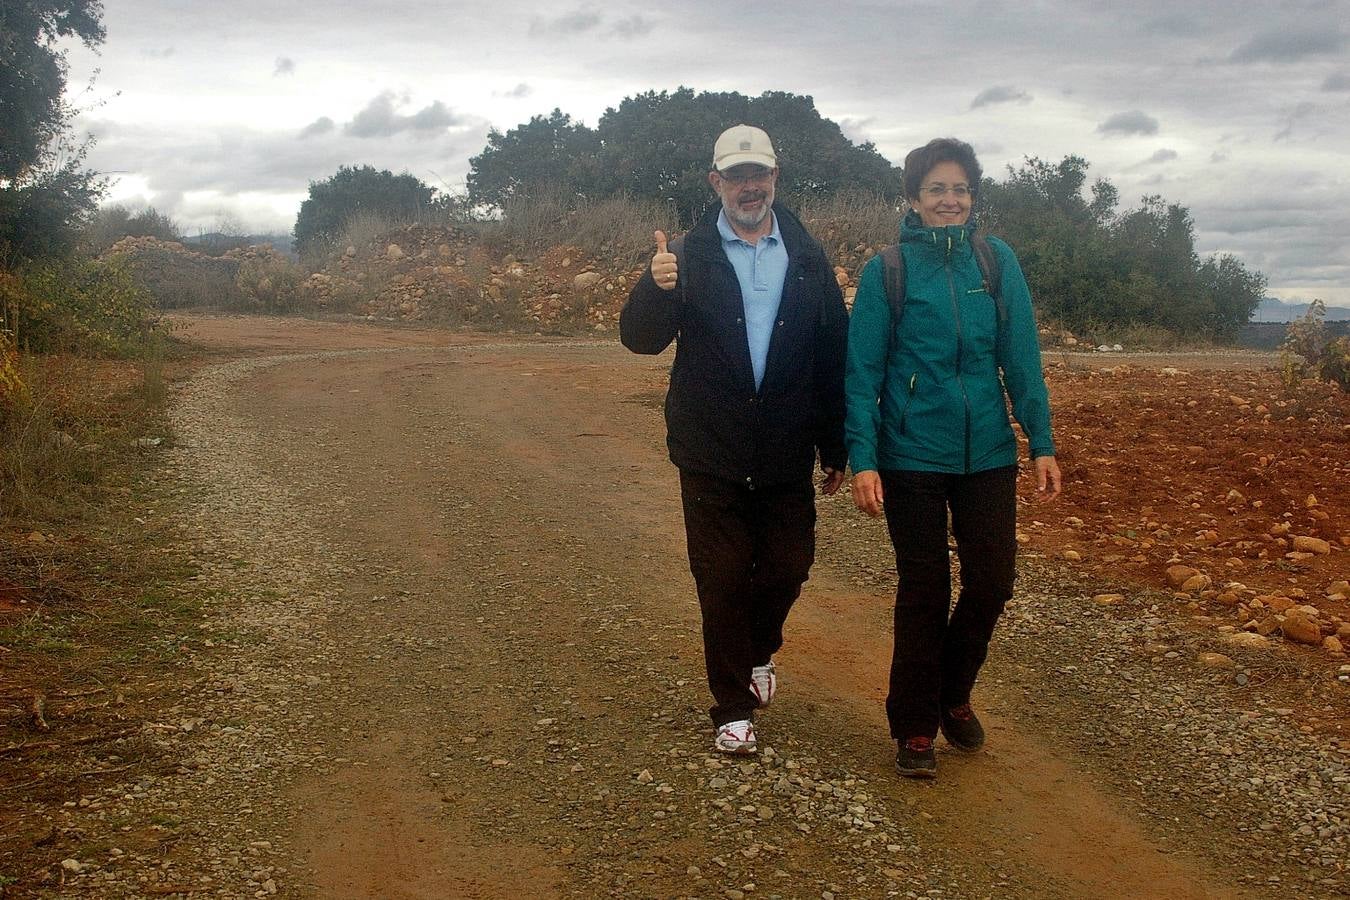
[26,316,1346,898]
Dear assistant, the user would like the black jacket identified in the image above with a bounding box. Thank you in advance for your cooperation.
[620,202,848,488]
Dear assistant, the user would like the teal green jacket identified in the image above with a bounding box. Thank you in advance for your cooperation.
[845,212,1055,474]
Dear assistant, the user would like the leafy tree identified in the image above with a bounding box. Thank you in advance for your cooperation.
[0,137,103,263]
[83,204,182,253]
[0,1,106,265]
[467,88,903,224]
[293,165,437,258]
[467,109,605,210]
[0,0,105,181]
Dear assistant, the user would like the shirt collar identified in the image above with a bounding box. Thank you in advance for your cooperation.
[717,208,780,247]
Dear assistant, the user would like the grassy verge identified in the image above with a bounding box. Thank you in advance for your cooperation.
[0,338,205,892]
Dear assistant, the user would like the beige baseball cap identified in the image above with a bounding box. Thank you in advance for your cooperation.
[713,124,777,171]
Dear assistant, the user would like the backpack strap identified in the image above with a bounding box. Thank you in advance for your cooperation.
[878,244,906,327]
[970,234,1007,327]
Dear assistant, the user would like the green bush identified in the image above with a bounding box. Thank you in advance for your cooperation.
[1281,300,1350,391]
[5,256,159,355]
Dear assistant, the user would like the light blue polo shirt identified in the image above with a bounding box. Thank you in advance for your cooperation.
[717,209,788,390]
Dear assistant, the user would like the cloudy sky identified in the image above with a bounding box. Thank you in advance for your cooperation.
[64,0,1350,305]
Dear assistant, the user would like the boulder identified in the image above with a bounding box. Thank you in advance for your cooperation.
[1165,565,1201,589]
[1281,610,1323,645]
[1292,535,1331,555]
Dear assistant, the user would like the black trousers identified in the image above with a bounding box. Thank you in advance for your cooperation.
[679,470,816,727]
[880,466,1017,740]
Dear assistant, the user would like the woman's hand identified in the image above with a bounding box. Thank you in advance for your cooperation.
[1034,455,1062,501]
[851,470,884,518]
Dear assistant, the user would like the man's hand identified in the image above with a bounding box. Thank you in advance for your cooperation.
[851,469,884,517]
[1034,455,1062,501]
[820,466,845,496]
[651,230,678,292]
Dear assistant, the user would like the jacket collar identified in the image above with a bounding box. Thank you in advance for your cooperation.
[899,209,980,252]
[686,200,809,261]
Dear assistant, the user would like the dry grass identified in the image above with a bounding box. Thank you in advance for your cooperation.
[0,341,200,885]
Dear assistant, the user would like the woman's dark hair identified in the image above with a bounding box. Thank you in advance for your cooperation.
[902,138,983,201]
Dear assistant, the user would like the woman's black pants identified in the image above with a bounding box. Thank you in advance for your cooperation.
[679,470,816,727]
[880,466,1018,740]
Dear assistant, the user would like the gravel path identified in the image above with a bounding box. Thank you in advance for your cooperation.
[32,332,1346,898]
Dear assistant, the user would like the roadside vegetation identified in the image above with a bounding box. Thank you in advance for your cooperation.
[1,7,200,874]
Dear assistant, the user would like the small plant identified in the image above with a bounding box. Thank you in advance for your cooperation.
[1280,299,1349,391]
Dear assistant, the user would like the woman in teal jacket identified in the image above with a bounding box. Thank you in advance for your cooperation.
[845,138,1061,779]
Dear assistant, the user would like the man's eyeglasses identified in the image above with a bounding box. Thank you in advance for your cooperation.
[920,184,972,198]
[717,166,775,184]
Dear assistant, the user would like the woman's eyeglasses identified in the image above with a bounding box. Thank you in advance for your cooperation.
[920,184,972,198]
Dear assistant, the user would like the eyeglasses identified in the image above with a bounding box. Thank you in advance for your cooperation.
[717,166,775,184]
[920,184,972,198]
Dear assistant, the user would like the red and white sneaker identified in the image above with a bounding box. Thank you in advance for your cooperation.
[713,719,757,755]
[751,661,776,708]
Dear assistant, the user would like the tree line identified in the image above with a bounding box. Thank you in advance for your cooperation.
[294,88,1265,341]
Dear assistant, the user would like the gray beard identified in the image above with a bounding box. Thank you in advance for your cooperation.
[723,193,772,231]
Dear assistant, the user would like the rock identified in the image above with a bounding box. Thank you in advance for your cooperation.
[1326,580,1349,597]
[60,859,84,873]
[1225,632,1270,649]
[573,272,603,290]
[1281,610,1323,645]
[1292,536,1331,555]
[1197,652,1235,669]
[1215,591,1241,607]
[1062,550,1081,562]
[1165,565,1201,588]
[385,243,404,260]
[1325,636,1345,654]
[1305,494,1319,508]
[636,769,653,784]
[1092,593,1123,605]
[1180,574,1212,592]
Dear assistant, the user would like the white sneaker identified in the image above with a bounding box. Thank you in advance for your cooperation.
[714,720,757,755]
[751,661,776,708]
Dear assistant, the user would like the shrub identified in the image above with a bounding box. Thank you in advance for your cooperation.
[1280,300,1349,391]
[4,256,159,355]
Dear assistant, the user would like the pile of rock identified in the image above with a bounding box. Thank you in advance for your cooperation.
[104,237,244,308]
[312,225,646,332]
[1164,564,1349,655]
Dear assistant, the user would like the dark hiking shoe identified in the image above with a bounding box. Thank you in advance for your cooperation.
[895,737,937,779]
[940,703,985,751]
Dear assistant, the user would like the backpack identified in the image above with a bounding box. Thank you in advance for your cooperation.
[878,235,1006,349]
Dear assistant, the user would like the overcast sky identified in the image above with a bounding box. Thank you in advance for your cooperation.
[64,0,1350,305]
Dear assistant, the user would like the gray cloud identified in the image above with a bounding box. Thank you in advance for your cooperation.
[1143,148,1178,165]
[140,46,174,59]
[273,57,295,77]
[611,15,654,38]
[1323,72,1350,91]
[1140,13,1202,37]
[501,83,532,99]
[1210,150,1230,164]
[299,117,334,139]
[1097,110,1160,136]
[970,85,1031,110]
[1274,102,1317,142]
[345,92,463,139]
[528,9,602,37]
[1229,29,1348,64]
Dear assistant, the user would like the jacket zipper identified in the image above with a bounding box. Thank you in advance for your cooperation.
[898,373,917,435]
[942,232,973,473]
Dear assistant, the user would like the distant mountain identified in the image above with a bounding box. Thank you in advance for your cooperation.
[184,232,295,257]
[1252,298,1350,323]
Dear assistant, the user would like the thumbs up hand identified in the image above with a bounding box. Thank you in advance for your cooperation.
[651,230,678,292]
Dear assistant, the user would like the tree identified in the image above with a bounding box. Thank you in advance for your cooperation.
[466,109,605,210]
[466,88,903,224]
[0,1,107,265]
[293,165,437,258]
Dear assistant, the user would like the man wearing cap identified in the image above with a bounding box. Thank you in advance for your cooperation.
[620,125,848,755]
